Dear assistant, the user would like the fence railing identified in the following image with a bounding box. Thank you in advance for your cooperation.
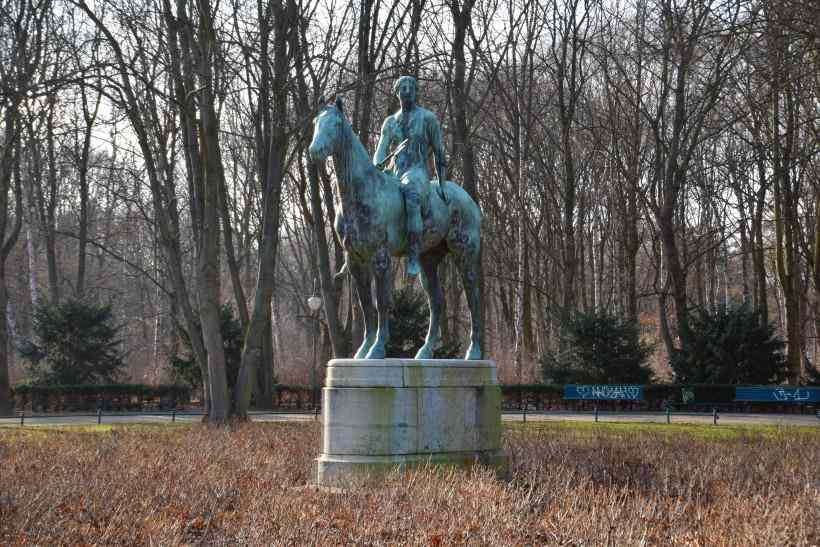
[507,407,724,425]
[8,407,322,426]
[9,383,820,415]
[4,407,819,427]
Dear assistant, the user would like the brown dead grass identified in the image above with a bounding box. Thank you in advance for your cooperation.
[1,422,818,546]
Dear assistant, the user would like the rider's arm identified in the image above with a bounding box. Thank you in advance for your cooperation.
[428,113,447,183]
[373,118,393,169]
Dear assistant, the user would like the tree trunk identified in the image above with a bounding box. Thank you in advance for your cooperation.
[254,305,274,409]
[658,198,692,350]
[219,173,249,328]
[514,88,532,378]
[293,22,345,359]
[0,108,23,416]
[769,15,802,384]
[235,0,290,416]
[75,84,101,299]
[0,276,11,416]
[23,149,40,314]
[196,0,230,421]
[449,0,477,200]
[43,102,60,303]
[79,0,212,412]
[733,181,752,306]
[353,0,375,149]
[306,160,344,357]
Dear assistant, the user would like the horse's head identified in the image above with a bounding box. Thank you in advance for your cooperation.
[308,97,346,163]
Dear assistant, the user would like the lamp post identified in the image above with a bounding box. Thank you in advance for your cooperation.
[307,282,322,410]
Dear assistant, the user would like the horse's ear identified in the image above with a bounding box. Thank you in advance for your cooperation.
[335,96,345,115]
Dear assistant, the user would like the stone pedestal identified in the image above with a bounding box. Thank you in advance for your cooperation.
[316,358,505,487]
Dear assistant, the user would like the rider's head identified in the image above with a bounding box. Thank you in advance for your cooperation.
[394,76,417,108]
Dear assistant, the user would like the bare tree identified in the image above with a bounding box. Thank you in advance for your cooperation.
[643,0,749,355]
[74,0,214,410]
[234,0,295,416]
[0,0,47,414]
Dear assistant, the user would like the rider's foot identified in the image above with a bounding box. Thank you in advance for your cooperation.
[407,259,420,277]
[407,232,421,277]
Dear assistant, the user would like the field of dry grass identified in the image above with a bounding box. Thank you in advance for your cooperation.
[1,421,818,545]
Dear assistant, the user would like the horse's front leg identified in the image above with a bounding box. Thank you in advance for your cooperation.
[366,246,392,359]
[350,261,376,359]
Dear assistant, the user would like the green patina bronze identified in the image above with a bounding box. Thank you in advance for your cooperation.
[308,79,483,360]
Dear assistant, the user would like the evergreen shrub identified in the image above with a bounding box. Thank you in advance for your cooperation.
[541,311,653,384]
[385,286,461,358]
[167,304,243,391]
[670,305,787,384]
[18,299,125,385]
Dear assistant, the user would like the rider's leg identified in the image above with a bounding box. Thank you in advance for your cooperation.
[402,172,424,277]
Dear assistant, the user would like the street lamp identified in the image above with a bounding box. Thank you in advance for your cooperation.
[307,295,322,313]
[307,281,322,410]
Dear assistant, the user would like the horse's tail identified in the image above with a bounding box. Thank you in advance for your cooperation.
[334,260,349,280]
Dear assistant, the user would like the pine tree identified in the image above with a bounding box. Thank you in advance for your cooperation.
[541,311,653,384]
[19,300,125,385]
[385,287,461,359]
[167,305,244,391]
[670,305,787,384]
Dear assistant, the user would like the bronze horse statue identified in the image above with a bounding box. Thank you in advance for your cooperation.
[308,99,483,360]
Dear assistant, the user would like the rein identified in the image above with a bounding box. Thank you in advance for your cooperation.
[331,110,366,202]
[335,116,353,191]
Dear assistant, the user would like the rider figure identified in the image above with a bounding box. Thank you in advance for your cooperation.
[374,76,447,277]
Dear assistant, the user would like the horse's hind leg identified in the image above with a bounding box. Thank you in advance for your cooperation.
[459,251,483,360]
[366,246,392,359]
[416,252,444,359]
[350,262,376,359]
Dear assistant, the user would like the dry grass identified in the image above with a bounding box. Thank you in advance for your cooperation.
[1,422,819,545]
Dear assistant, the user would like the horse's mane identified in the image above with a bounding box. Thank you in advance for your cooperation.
[327,105,387,193]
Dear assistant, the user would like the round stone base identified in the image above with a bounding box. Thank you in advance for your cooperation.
[317,358,506,487]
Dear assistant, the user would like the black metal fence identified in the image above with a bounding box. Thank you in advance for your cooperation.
[500,384,820,414]
[9,408,322,425]
[8,383,820,415]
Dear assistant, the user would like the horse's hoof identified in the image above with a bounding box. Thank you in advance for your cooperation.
[366,346,385,359]
[415,346,433,359]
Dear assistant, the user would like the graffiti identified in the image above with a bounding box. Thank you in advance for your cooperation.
[735,387,820,403]
[565,385,644,401]
[773,389,811,402]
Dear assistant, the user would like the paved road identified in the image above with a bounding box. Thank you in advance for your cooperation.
[503,410,820,427]
[0,412,318,427]
[0,411,817,428]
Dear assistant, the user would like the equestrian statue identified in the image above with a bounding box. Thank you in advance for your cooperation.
[308,76,483,360]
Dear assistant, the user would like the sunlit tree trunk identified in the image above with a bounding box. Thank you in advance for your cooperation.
[0,116,23,416]
[235,0,291,416]
[769,9,802,384]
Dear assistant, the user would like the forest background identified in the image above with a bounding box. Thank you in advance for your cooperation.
[0,0,817,420]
